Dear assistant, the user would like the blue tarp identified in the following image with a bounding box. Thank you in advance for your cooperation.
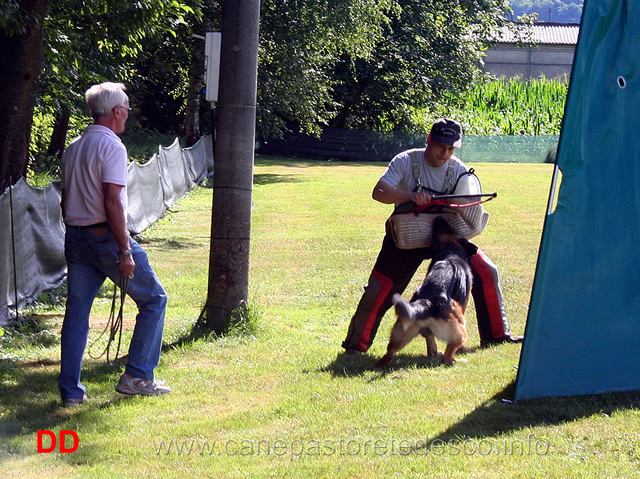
[515,0,640,399]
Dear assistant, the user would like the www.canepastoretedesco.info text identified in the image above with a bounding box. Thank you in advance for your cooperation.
[153,434,550,459]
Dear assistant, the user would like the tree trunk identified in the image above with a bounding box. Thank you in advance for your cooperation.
[201,0,260,334]
[0,0,48,192]
[184,38,205,148]
[46,113,70,159]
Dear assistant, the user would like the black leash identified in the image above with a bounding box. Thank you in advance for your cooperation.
[89,271,129,365]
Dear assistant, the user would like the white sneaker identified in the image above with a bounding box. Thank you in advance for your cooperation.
[115,373,171,396]
[62,394,88,407]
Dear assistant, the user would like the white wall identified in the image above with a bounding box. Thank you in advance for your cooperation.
[483,44,575,78]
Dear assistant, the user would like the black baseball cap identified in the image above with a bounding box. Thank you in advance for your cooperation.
[430,118,462,148]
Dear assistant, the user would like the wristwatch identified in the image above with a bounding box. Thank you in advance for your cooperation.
[120,248,133,257]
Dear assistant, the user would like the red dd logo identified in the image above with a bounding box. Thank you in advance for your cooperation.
[37,430,79,453]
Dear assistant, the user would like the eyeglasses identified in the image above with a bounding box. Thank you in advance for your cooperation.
[114,105,131,112]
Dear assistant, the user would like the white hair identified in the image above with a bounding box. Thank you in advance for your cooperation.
[85,82,128,119]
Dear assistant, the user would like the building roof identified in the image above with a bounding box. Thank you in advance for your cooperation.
[492,22,580,45]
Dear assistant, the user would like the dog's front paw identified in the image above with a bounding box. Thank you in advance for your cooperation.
[442,356,468,366]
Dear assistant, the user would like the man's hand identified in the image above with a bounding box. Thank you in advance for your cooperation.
[118,253,135,278]
[409,191,432,206]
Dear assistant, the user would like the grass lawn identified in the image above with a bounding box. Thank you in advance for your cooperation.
[1,157,639,478]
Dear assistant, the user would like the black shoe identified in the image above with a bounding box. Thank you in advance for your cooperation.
[344,348,364,355]
[481,335,524,348]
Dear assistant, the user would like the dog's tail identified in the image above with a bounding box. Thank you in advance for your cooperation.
[392,293,435,329]
[393,293,411,313]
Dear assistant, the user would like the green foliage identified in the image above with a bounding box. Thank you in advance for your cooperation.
[42,0,195,104]
[28,0,199,166]
[227,301,263,339]
[120,128,182,164]
[257,0,513,136]
[28,283,68,311]
[0,0,41,36]
[194,300,264,342]
[20,0,566,174]
[28,108,88,177]
[326,0,512,133]
[130,0,215,136]
[416,76,569,135]
[258,0,393,138]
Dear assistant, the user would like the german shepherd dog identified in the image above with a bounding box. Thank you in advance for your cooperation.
[376,216,472,367]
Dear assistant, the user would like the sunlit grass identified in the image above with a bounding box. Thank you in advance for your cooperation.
[1,157,639,478]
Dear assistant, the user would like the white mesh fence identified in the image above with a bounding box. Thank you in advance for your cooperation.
[0,136,213,325]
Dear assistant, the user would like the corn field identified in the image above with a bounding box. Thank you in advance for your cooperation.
[421,76,569,135]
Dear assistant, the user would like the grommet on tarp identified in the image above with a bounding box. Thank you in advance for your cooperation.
[617,76,627,89]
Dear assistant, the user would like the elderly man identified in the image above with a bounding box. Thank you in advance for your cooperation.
[59,82,170,406]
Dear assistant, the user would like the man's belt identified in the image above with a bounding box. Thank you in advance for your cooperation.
[66,222,110,235]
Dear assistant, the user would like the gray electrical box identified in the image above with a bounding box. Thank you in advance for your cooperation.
[204,32,221,103]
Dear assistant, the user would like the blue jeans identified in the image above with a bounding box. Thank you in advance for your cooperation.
[59,225,167,400]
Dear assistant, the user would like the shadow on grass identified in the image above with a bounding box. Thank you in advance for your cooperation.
[320,346,479,378]
[161,319,215,352]
[134,237,205,250]
[423,381,640,449]
[160,306,259,353]
[0,356,131,445]
[253,172,306,186]
[255,156,385,169]
[319,350,640,448]
[0,317,214,451]
[0,313,216,446]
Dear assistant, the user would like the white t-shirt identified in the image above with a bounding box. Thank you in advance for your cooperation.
[61,125,128,226]
[379,148,480,202]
